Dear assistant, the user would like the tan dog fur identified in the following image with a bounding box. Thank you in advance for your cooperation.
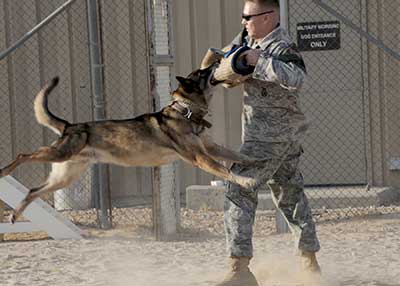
[0,64,260,223]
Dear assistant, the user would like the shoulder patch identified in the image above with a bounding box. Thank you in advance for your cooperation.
[277,44,306,72]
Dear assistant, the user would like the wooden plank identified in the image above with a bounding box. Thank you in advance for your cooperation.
[0,222,43,234]
[0,176,83,239]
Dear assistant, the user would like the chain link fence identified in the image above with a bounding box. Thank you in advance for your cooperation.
[0,0,95,228]
[1,0,400,240]
[287,0,400,221]
[0,0,160,235]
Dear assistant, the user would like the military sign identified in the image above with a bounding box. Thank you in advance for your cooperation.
[297,21,340,51]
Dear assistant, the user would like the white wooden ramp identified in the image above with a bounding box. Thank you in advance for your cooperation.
[0,176,83,239]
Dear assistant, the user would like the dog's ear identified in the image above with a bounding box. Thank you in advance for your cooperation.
[176,76,191,87]
[176,76,197,93]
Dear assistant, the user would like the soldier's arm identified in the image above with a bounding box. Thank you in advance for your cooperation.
[251,44,306,90]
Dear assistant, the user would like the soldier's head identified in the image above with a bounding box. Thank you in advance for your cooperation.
[242,0,280,41]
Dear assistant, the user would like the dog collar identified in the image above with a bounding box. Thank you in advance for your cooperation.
[171,101,193,119]
[170,101,212,129]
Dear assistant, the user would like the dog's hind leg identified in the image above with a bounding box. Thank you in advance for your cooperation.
[0,132,88,178]
[9,160,90,223]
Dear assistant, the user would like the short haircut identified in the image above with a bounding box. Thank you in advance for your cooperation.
[244,0,280,9]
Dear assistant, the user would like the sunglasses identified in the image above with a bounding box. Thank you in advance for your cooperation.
[242,10,275,21]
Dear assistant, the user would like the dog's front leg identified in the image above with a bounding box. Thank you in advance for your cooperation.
[201,136,260,165]
[178,150,257,189]
[167,133,257,188]
[198,154,257,188]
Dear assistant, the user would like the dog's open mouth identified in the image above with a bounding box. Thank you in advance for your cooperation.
[208,63,224,86]
[210,76,224,86]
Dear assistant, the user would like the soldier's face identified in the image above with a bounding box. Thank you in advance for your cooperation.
[242,2,279,41]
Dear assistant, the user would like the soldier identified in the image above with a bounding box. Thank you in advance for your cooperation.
[203,1,321,285]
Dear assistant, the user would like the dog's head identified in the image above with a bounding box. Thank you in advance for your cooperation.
[173,63,217,107]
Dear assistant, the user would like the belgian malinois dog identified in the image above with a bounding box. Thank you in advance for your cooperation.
[0,64,261,223]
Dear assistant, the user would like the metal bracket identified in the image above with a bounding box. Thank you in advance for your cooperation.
[0,0,78,61]
[183,108,193,119]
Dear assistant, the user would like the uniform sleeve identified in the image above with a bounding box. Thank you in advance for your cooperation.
[252,44,307,90]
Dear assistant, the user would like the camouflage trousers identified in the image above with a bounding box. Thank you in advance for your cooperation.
[224,141,320,258]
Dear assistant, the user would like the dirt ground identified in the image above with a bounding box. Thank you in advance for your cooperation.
[1,211,400,286]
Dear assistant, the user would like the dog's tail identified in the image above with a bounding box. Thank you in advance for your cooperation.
[34,77,69,136]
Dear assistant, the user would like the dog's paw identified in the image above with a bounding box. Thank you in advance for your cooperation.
[9,213,16,224]
[237,177,257,189]
[249,179,265,191]
[239,176,271,191]
[0,166,12,178]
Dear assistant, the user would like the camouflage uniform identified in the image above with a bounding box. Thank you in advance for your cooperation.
[224,26,320,258]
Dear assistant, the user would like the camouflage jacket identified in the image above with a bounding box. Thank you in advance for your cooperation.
[231,26,308,143]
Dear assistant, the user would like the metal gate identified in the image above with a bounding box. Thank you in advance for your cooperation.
[286,0,400,215]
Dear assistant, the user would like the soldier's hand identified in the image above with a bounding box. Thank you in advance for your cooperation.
[244,49,262,66]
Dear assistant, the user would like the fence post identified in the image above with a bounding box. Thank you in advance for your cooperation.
[87,0,111,229]
[144,0,162,240]
[279,0,289,30]
[0,201,4,241]
[272,0,291,234]
[146,0,179,241]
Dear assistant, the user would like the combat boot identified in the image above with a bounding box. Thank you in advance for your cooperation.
[215,257,259,286]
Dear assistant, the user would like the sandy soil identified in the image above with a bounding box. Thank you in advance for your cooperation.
[1,211,400,286]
